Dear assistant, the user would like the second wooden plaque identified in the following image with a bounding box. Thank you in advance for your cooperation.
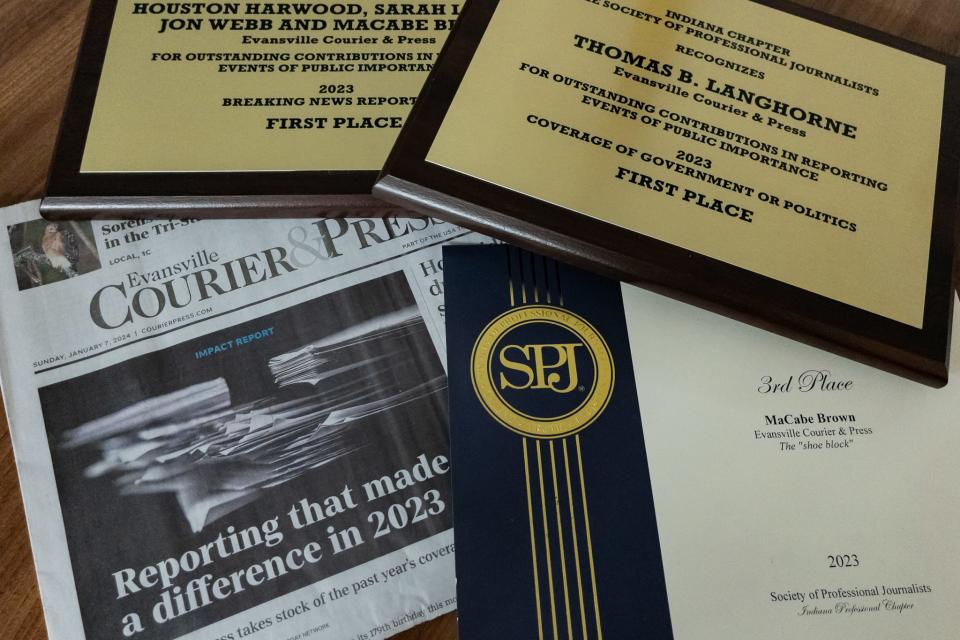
[42,0,462,219]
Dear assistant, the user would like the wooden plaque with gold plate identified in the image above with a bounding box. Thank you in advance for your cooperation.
[375,0,960,385]
[42,0,460,219]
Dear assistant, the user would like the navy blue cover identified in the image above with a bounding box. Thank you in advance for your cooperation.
[443,245,673,639]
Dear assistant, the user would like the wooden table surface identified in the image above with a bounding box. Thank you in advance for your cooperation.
[0,1,957,638]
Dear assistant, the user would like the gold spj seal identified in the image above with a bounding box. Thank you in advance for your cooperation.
[471,305,614,438]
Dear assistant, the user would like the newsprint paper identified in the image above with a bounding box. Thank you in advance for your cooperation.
[0,201,486,640]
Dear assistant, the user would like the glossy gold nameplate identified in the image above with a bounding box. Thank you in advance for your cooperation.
[43,0,460,218]
[428,0,941,327]
[375,0,959,385]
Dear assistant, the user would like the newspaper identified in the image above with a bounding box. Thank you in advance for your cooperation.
[0,201,487,640]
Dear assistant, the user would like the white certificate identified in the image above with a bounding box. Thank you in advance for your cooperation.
[624,287,959,639]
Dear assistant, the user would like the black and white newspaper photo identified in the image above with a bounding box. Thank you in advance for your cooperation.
[0,201,487,640]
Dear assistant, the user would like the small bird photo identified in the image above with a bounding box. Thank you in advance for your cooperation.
[8,219,102,291]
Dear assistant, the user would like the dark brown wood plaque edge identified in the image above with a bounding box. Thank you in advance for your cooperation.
[40,0,417,220]
[375,0,960,386]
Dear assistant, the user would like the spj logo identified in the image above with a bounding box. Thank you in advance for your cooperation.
[471,306,614,438]
[499,343,583,393]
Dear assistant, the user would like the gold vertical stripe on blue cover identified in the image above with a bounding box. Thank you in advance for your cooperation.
[554,259,565,308]
[524,439,545,640]
[507,250,517,307]
[520,252,528,304]
[536,440,560,639]
[533,252,541,303]
[550,442,574,638]
[576,435,604,639]
[563,439,589,638]
[542,255,553,305]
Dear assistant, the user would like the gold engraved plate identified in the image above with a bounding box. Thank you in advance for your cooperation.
[82,0,457,173]
[427,0,946,328]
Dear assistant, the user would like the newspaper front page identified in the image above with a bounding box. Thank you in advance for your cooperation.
[0,201,486,640]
